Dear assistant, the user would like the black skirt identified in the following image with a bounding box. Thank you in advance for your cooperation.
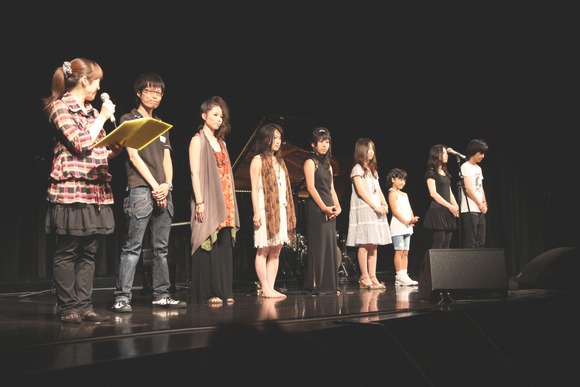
[422,207,457,231]
[45,203,115,236]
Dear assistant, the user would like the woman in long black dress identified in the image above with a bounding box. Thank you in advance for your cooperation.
[302,127,342,295]
[422,145,460,248]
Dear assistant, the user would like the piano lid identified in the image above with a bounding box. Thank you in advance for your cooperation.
[232,115,351,198]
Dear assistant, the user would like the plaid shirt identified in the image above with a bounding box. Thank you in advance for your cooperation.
[46,92,114,206]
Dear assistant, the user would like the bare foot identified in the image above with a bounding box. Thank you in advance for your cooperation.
[260,291,279,298]
[207,297,223,305]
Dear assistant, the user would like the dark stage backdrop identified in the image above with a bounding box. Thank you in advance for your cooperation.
[1,2,578,287]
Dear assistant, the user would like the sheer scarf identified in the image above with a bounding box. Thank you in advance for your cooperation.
[260,155,297,247]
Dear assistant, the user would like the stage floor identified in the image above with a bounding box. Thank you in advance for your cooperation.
[1,274,579,386]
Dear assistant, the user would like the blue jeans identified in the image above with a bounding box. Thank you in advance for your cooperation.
[114,187,174,302]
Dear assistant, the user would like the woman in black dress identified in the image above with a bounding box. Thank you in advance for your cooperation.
[302,128,342,295]
[422,145,460,248]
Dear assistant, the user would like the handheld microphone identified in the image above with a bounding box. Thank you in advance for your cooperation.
[447,147,466,159]
[100,93,116,123]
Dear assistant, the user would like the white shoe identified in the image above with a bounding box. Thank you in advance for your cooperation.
[395,274,418,286]
[396,286,418,301]
[152,297,187,309]
[112,300,132,313]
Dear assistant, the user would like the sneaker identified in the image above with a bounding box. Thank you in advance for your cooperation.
[396,286,418,302]
[152,297,187,309]
[395,274,419,286]
[112,300,132,313]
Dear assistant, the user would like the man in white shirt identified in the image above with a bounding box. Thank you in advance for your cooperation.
[460,138,489,248]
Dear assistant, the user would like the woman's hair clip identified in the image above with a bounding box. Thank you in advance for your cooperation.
[318,129,327,133]
[62,61,72,79]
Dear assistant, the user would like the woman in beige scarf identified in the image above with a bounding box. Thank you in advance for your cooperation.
[250,123,296,298]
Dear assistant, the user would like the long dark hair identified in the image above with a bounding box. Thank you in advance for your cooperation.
[352,138,377,177]
[427,144,450,177]
[254,123,284,162]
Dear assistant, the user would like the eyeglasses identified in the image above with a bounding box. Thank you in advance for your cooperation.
[142,88,164,97]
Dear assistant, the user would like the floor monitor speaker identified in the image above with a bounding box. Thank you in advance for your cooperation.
[515,247,580,293]
[419,248,508,302]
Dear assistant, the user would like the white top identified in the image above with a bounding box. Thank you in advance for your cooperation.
[389,188,414,237]
[460,161,484,213]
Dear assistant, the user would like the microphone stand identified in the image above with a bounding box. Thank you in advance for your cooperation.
[455,156,478,248]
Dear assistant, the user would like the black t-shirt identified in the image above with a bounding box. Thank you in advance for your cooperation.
[120,109,172,190]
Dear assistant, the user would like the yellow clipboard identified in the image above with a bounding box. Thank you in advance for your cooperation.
[93,117,173,150]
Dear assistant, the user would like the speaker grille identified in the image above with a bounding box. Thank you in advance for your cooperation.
[420,248,508,301]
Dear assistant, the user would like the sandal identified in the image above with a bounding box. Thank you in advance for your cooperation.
[207,297,223,305]
[82,310,110,322]
[370,276,386,289]
[358,277,375,289]
[226,298,234,305]
[61,312,82,324]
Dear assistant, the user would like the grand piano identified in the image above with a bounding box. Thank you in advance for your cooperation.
[231,115,355,283]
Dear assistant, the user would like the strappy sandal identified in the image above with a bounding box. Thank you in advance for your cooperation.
[358,277,374,289]
[82,310,110,322]
[61,312,82,324]
[370,276,386,289]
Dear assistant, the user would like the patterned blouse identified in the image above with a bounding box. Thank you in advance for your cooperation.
[46,92,114,206]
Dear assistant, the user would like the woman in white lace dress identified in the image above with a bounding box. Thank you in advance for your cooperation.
[250,124,296,298]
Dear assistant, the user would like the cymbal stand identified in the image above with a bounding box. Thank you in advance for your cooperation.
[338,234,359,278]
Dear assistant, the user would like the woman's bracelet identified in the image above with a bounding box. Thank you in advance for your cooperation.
[195,201,204,206]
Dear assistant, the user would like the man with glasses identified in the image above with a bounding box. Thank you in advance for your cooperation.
[112,73,186,313]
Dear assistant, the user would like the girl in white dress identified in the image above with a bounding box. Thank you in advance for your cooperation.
[346,138,392,289]
[250,124,296,298]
